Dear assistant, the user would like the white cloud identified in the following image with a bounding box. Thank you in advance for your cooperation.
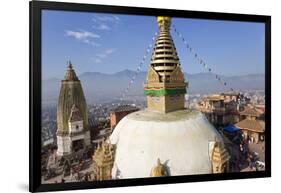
[93,23,111,31]
[105,48,115,55]
[65,30,100,40]
[92,15,120,31]
[92,48,115,64]
[92,15,120,23]
[93,58,102,64]
[65,30,100,46]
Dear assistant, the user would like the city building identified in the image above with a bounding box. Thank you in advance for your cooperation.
[108,16,230,179]
[56,62,91,156]
[109,105,139,129]
[235,107,265,143]
[196,93,242,127]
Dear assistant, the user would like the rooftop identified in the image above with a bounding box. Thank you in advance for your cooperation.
[221,92,240,96]
[235,119,265,133]
[112,105,139,113]
[207,95,224,101]
[240,107,261,117]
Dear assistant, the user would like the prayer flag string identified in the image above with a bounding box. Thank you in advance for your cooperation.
[172,24,235,92]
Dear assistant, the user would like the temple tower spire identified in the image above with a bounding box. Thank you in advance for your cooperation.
[56,62,91,156]
[144,16,188,113]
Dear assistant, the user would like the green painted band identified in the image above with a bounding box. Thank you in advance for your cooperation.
[144,88,186,96]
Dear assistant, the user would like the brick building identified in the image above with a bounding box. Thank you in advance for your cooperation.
[110,105,139,129]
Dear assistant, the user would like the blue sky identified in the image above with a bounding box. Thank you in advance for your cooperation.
[42,10,265,79]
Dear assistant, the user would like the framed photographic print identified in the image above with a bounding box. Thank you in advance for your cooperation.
[30,0,271,192]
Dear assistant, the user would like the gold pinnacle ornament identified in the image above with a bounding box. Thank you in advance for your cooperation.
[144,16,188,113]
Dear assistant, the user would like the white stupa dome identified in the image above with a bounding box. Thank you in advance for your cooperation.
[110,109,224,179]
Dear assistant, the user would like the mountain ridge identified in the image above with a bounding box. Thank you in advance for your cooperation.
[43,70,265,104]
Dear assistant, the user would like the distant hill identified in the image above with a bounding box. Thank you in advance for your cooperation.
[42,70,265,105]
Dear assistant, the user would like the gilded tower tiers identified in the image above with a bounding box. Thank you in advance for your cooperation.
[144,16,188,113]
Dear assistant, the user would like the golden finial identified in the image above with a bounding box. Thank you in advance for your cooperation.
[67,60,73,69]
[157,16,171,29]
[157,16,171,23]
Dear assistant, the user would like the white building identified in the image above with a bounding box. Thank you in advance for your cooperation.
[57,104,91,156]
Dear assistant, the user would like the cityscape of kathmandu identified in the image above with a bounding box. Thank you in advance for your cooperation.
[41,11,266,183]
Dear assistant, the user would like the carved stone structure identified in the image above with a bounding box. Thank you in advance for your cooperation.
[56,62,91,156]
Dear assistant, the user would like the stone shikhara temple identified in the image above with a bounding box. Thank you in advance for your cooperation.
[56,62,91,156]
[55,16,230,181]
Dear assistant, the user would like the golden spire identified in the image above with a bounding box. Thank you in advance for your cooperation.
[144,16,188,113]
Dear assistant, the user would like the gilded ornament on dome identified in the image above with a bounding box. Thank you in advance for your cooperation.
[150,158,168,177]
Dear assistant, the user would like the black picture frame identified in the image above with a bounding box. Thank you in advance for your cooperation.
[29,0,271,192]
